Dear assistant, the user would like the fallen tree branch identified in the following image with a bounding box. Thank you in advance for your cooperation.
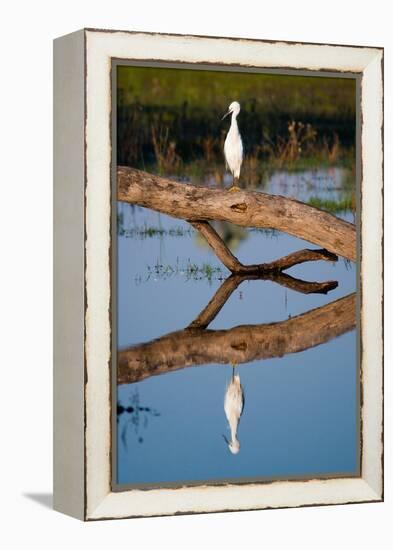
[190,220,338,273]
[189,221,243,272]
[118,166,356,261]
[118,293,355,384]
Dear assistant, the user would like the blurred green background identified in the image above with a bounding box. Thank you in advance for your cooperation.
[117,65,356,186]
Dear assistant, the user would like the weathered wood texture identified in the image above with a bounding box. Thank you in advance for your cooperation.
[118,293,355,385]
[118,166,356,261]
[190,221,338,274]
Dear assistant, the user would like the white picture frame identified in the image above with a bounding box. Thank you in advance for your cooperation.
[53,28,383,520]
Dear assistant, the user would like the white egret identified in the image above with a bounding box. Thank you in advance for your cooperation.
[222,101,243,192]
[223,365,244,454]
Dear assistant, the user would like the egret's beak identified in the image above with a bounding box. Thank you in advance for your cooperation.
[222,434,230,445]
[221,110,231,120]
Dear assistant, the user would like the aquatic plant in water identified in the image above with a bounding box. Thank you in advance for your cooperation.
[140,258,227,284]
[118,387,160,446]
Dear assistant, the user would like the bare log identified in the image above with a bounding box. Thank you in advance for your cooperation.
[190,221,243,272]
[118,166,356,261]
[118,293,355,384]
[190,220,338,274]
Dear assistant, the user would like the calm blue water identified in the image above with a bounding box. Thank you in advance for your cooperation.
[116,168,358,486]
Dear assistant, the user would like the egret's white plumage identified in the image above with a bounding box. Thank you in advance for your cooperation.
[224,368,244,454]
[222,101,243,183]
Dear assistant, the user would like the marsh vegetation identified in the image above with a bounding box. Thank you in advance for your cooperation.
[116,66,358,486]
[118,67,356,198]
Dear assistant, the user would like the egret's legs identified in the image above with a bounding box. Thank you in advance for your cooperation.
[229,178,241,192]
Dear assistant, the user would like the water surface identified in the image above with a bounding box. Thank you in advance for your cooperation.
[116,168,358,486]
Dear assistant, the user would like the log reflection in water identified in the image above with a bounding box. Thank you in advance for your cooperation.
[190,272,338,330]
[118,288,355,385]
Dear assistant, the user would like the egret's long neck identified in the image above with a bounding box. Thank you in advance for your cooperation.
[229,419,239,442]
[230,112,239,132]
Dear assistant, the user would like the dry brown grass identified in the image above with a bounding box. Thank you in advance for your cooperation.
[151,124,181,174]
[322,133,341,163]
[263,121,317,167]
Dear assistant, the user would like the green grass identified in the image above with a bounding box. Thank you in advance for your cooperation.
[249,228,280,238]
[118,66,356,117]
[118,220,193,239]
[307,196,354,213]
[117,65,356,170]
[139,259,227,284]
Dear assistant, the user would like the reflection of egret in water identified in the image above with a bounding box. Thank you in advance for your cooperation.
[117,387,160,447]
[118,275,347,386]
[223,364,244,454]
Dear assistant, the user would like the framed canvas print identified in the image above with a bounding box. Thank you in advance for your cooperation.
[53,29,383,520]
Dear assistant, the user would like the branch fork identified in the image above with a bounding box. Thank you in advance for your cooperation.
[189,220,338,275]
